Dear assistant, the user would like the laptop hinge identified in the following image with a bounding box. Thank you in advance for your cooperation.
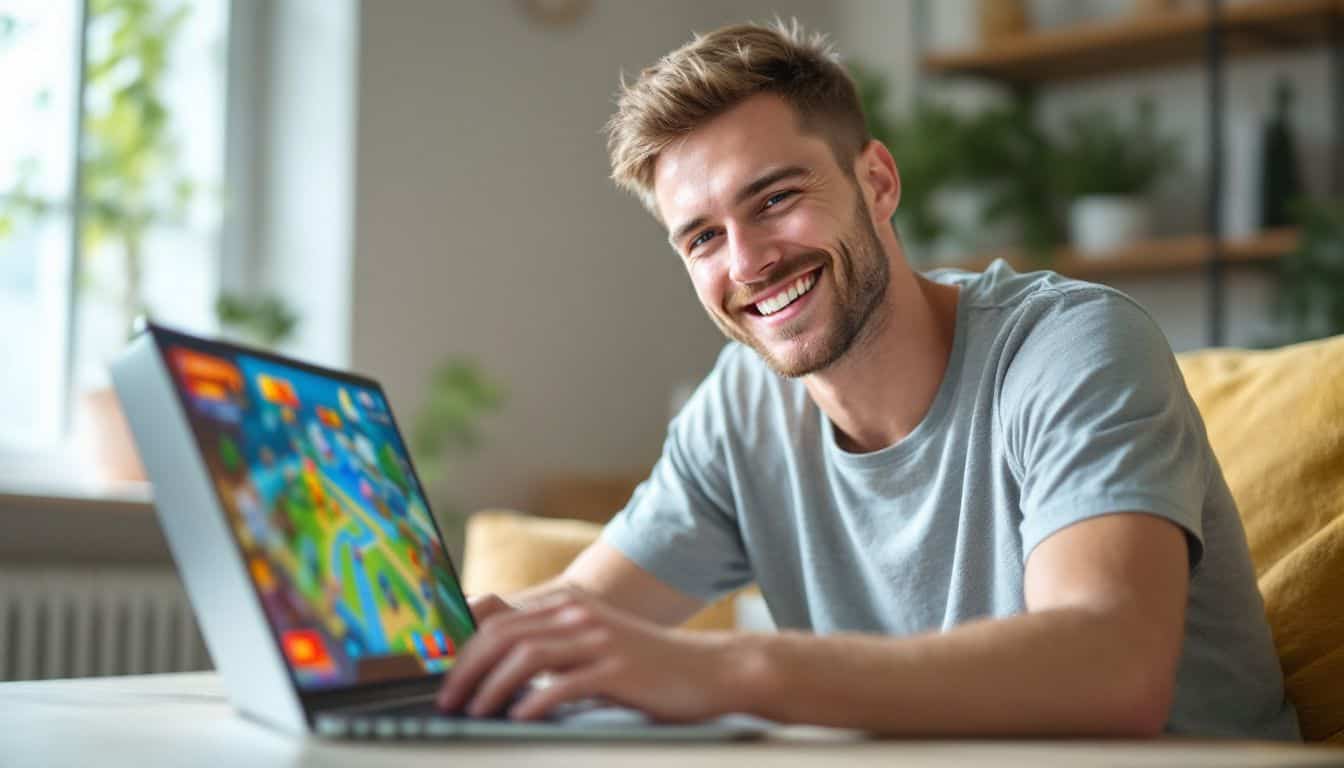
[305,676,443,714]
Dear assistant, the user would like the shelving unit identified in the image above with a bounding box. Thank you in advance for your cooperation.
[950,228,1297,281]
[924,0,1341,84]
[916,0,1342,345]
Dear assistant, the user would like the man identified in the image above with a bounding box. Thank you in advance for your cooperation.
[437,21,1299,739]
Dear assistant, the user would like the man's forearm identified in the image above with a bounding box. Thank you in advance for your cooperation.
[727,607,1176,737]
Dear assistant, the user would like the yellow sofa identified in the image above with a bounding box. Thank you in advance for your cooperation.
[462,333,1344,743]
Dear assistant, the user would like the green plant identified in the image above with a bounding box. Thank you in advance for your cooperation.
[850,65,1063,262]
[851,65,971,246]
[1268,198,1344,344]
[1053,98,1181,199]
[411,361,506,488]
[215,292,299,349]
[81,0,195,338]
[0,0,196,339]
[961,97,1062,260]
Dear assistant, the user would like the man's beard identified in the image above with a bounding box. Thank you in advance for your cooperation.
[709,196,890,378]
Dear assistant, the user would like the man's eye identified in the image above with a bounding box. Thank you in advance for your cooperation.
[764,190,795,209]
[689,230,717,250]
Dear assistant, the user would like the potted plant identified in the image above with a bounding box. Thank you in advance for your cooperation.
[1054,98,1181,256]
[959,97,1063,264]
[852,65,1062,266]
[852,65,985,264]
[74,0,198,484]
[215,292,299,350]
[851,67,955,249]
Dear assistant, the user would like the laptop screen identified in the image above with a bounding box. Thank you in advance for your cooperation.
[161,337,475,692]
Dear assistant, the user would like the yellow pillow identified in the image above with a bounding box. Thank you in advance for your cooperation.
[460,510,739,631]
[1178,334,1344,743]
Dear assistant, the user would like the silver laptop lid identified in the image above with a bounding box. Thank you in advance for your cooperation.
[118,324,476,699]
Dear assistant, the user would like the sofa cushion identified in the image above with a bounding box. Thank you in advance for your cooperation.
[1177,333,1344,743]
[460,510,739,631]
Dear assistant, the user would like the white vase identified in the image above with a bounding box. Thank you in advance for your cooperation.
[1069,196,1152,256]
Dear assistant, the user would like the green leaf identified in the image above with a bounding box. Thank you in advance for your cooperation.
[411,360,506,465]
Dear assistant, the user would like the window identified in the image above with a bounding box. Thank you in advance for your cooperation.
[0,1,81,448]
[0,0,229,474]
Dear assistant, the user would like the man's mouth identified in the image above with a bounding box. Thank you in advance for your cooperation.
[750,268,821,317]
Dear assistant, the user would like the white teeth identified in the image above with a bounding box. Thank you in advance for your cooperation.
[756,271,817,316]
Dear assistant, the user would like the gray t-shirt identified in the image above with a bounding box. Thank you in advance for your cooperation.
[603,260,1299,740]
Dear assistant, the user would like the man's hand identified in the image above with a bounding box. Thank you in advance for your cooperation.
[467,593,517,625]
[437,587,741,722]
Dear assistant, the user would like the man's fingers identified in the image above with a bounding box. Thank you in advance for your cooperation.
[508,661,616,721]
[466,629,609,717]
[437,602,593,711]
[467,594,515,623]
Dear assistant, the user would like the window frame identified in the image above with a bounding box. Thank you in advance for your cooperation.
[0,0,255,499]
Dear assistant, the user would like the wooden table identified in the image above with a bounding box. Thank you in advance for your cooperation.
[2,672,1340,767]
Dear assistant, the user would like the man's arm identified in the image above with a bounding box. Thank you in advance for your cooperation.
[441,511,1188,736]
[730,512,1189,736]
[468,539,706,627]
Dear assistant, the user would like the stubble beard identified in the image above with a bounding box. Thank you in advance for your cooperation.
[710,198,890,378]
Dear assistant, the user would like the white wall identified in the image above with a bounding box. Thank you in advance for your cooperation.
[353,0,832,517]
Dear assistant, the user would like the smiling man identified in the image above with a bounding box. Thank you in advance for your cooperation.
[436,21,1300,739]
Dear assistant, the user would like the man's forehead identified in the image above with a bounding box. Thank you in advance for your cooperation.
[653,97,826,222]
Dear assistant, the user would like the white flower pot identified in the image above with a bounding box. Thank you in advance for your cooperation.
[1069,196,1151,256]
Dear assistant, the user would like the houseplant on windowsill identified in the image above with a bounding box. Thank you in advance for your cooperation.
[1054,98,1181,257]
[215,292,299,350]
[72,0,200,484]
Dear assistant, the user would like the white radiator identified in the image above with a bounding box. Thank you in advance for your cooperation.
[0,567,211,681]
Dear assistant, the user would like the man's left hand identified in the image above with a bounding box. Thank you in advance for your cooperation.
[435,587,743,722]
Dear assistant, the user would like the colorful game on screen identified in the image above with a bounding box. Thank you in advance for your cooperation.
[166,344,475,691]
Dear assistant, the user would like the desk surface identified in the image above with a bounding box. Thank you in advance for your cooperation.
[2,672,1340,768]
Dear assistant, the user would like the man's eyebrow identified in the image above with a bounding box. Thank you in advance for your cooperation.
[667,165,812,248]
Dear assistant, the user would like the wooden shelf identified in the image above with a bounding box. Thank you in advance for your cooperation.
[941,228,1298,281]
[922,0,1342,84]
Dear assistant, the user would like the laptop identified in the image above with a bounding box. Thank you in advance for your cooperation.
[111,322,765,741]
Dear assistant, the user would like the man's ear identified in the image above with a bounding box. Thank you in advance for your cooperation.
[854,139,901,223]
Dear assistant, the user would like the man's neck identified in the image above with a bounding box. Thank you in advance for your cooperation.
[803,264,960,455]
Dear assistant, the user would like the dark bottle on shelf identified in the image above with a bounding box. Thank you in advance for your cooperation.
[1260,78,1304,229]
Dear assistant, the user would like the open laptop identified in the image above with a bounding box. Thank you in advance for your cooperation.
[111,322,764,741]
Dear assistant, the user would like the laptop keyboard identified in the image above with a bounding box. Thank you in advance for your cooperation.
[314,696,611,739]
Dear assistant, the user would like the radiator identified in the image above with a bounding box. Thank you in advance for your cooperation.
[0,567,211,682]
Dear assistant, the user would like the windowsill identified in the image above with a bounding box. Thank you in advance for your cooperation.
[0,476,153,507]
[0,443,153,509]
[0,476,168,564]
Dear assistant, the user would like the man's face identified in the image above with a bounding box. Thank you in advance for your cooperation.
[653,94,889,378]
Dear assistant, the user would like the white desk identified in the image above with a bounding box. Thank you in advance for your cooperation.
[2,672,1340,768]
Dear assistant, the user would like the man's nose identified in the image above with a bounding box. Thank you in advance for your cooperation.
[726,225,780,285]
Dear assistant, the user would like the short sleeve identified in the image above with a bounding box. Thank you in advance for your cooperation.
[600,346,752,602]
[1000,289,1209,569]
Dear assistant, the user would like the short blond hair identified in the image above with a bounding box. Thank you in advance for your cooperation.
[605,19,870,219]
